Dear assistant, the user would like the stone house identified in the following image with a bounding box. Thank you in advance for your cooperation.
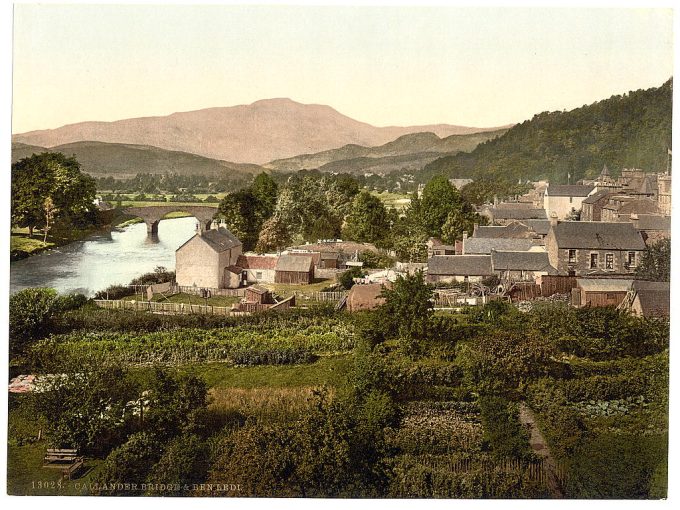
[580,189,618,221]
[545,221,646,276]
[543,184,595,220]
[237,254,278,284]
[426,255,493,284]
[490,250,557,281]
[175,227,243,289]
[600,197,660,222]
[462,237,536,255]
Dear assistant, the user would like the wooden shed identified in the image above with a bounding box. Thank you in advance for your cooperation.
[572,278,633,308]
[274,254,314,285]
[245,285,274,305]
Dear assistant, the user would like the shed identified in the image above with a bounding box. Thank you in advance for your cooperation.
[572,278,633,308]
[275,254,314,285]
[620,281,670,318]
[318,251,340,269]
[347,283,388,312]
[245,285,274,305]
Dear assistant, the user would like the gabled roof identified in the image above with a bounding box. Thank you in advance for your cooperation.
[546,184,595,197]
[427,255,493,276]
[635,214,671,231]
[617,199,660,216]
[523,219,551,236]
[176,227,241,253]
[463,237,535,254]
[490,207,547,220]
[550,221,646,250]
[582,189,615,205]
[631,281,670,317]
[237,254,278,270]
[275,254,314,272]
[491,250,557,274]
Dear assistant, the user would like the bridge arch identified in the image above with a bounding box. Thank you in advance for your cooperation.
[123,205,220,235]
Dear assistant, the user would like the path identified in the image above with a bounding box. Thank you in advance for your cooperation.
[519,403,565,498]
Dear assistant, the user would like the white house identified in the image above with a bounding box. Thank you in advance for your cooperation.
[544,184,596,219]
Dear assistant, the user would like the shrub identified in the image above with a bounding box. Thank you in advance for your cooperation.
[146,434,210,495]
[9,288,58,353]
[478,396,533,461]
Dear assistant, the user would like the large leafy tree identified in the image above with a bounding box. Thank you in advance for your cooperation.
[420,175,463,237]
[218,189,261,250]
[250,172,278,219]
[636,237,671,282]
[342,191,391,245]
[391,193,428,262]
[11,152,96,236]
[255,213,292,253]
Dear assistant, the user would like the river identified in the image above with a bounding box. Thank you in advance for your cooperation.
[9,217,198,296]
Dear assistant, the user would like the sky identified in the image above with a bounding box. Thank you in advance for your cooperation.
[11,4,674,133]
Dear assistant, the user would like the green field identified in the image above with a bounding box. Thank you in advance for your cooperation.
[371,190,411,211]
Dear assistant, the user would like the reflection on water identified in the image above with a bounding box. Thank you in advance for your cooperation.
[10,217,198,296]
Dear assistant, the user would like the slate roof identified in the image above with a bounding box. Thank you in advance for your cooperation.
[473,222,532,239]
[617,199,660,216]
[631,281,670,317]
[490,207,547,220]
[224,265,243,275]
[576,278,634,292]
[551,221,646,250]
[635,214,671,231]
[523,219,551,236]
[546,184,595,197]
[275,254,314,272]
[237,254,278,270]
[177,227,241,253]
[463,237,534,254]
[491,250,557,274]
[427,255,493,276]
[582,189,615,205]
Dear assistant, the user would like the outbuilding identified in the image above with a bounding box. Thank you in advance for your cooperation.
[571,278,633,308]
[274,254,315,285]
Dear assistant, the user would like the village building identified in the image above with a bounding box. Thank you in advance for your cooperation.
[346,283,389,312]
[427,237,456,257]
[657,173,672,216]
[545,220,646,276]
[318,251,340,269]
[462,236,537,255]
[426,255,493,283]
[619,280,670,318]
[580,189,619,221]
[175,226,243,289]
[480,205,547,225]
[600,196,661,222]
[490,250,557,281]
[237,254,278,284]
[571,278,633,308]
[631,213,671,246]
[543,184,596,220]
[244,285,275,305]
[274,254,315,284]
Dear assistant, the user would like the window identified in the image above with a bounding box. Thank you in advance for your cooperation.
[255,271,263,279]
[627,252,636,267]
[605,253,614,270]
[568,249,577,263]
[590,253,598,269]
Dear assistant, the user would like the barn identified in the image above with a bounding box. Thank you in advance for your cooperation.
[237,254,278,283]
[274,254,315,285]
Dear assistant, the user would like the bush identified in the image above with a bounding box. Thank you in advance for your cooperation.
[339,266,364,289]
[478,396,533,461]
[9,288,59,354]
[94,284,134,300]
[146,434,209,495]
[359,250,395,269]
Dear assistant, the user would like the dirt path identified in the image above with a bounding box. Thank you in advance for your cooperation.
[519,403,565,498]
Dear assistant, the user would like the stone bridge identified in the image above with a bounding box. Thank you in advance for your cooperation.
[124,205,219,234]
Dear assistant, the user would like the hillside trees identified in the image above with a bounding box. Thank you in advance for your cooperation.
[11,152,97,236]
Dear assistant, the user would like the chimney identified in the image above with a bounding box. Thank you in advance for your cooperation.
[463,231,468,240]
[493,194,498,207]
[473,223,479,235]
[549,212,558,227]
[630,213,639,229]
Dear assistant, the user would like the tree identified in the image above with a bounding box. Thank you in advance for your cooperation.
[342,191,391,245]
[218,190,261,250]
[9,288,59,355]
[420,175,462,237]
[441,207,488,244]
[251,172,279,219]
[375,271,434,354]
[256,213,292,253]
[391,193,429,262]
[11,152,96,236]
[42,197,58,243]
[636,237,671,281]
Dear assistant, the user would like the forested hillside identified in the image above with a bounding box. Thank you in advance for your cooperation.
[422,79,672,184]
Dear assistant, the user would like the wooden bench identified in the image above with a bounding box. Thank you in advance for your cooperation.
[43,448,84,479]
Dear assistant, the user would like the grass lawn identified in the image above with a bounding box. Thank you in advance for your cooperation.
[10,225,101,260]
[7,442,105,496]
[10,235,54,255]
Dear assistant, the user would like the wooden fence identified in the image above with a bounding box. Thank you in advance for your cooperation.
[94,299,249,316]
[276,290,347,302]
[538,275,577,297]
[174,285,246,297]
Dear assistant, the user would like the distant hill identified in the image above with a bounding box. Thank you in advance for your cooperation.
[265,129,508,173]
[421,79,673,184]
[11,141,265,179]
[12,98,508,164]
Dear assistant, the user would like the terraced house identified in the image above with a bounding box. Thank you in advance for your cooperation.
[545,220,646,276]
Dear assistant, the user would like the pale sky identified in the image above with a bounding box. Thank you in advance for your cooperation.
[12,4,674,133]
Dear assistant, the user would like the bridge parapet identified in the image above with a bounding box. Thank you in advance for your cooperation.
[123,205,219,234]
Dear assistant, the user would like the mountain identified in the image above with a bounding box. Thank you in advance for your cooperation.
[421,79,673,184]
[265,129,508,173]
[12,98,508,164]
[11,141,265,179]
